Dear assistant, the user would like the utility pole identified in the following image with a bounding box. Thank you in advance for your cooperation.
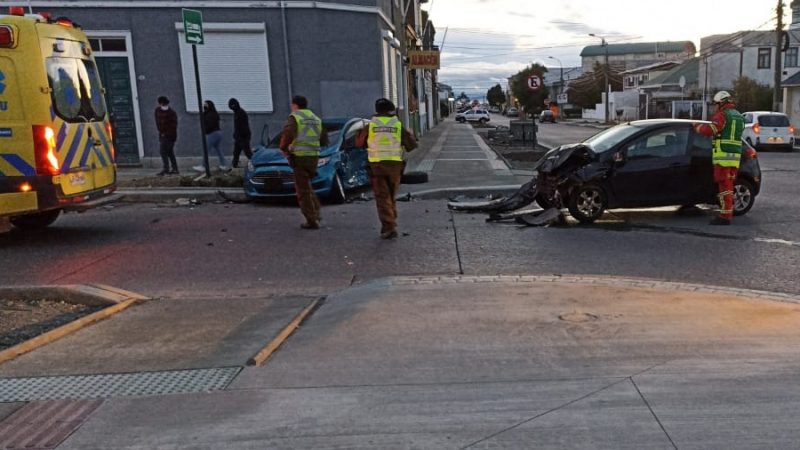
[775,0,785,112]
[590,33,610,122]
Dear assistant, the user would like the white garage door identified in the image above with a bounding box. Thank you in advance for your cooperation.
[176,23,274,113]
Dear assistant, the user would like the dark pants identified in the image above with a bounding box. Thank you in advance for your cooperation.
[369,162,404,233]
[232,138,252,168]
[159,137,178,172]
[291,156,321,224]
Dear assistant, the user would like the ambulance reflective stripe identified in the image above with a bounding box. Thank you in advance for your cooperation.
[91,122,113,164]
[0,154,36,176]
[367,117,403,162]
[61,123,85,169]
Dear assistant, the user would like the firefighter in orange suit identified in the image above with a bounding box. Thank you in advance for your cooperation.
[279,95,330,229]
[693,91,744,226]
[355,99,417,239]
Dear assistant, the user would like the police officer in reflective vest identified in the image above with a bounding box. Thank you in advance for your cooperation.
[693,91,744,225]
[280,95,329,229]
[356,98,417,239]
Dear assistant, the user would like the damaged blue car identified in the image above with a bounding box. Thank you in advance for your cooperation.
[244,118,371,203]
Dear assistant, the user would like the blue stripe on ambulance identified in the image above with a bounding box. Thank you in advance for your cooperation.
[1,154,36,176]
[56,122,68,149]
[62,123,85,169]
[79,138,93,167]
[92,123,112,165]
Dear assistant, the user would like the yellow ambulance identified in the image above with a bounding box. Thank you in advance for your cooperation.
[0,7,116,230]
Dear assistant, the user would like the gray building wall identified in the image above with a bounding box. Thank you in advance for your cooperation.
[38,3,388,164]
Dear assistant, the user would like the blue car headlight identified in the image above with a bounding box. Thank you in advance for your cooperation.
[318,156,332,167]
[247,160,255,172]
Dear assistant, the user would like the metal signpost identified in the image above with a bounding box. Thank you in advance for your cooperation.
[527,75,541,149]
[182,8,210,177]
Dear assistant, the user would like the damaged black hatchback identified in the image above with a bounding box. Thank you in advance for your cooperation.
[533,119,761,223]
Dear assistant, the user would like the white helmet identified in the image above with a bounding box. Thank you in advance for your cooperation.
[713,91,732,103]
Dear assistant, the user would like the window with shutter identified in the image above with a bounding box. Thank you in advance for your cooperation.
[176,23,273,113]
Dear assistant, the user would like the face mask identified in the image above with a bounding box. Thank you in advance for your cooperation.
[160,105,169,111]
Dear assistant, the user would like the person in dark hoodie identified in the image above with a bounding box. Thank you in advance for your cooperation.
[196,100,228,172]
[154,96,179,176]
[228,98,253,168]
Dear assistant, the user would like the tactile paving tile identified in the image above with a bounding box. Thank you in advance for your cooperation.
[0,367,241,402]
[0,399,102,449]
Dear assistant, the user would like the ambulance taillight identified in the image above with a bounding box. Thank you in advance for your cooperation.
[106,122,116,161]
[0,26,14,48]
[32,125,60,176]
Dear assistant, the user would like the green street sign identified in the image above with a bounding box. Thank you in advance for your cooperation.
[182,8,204,45]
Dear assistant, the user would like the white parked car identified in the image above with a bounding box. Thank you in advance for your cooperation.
[742,111,795,152]
[456,109,491,124]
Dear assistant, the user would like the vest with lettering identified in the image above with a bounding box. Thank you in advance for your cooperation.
[290,109,322,157]
[367,116,403,163]
[712,108,743,169]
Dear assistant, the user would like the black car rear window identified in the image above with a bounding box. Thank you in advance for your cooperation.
[757,115,790,127]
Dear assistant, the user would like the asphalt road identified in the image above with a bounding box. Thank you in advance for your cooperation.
[1,149,798,298]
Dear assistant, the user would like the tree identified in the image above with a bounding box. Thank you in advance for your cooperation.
[510,63,549,115]
[457,92,470,103]
[486,84,505,106]
[731,77,773,112]
[566,62,623,109]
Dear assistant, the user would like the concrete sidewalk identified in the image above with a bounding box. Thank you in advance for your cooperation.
[114,119,530,203]
[3,276,800,449]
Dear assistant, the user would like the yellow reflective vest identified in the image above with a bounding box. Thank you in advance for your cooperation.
[290,109,322,157]
[712,108,743,169]
[367,116,403,162]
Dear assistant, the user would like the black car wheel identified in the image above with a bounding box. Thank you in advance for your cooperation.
[9,209,61,230]
[733,178,755,216]
[568,185,606,223]
[328,174,346,204]
[535,193,556,209]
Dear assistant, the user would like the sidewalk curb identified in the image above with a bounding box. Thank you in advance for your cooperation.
[0,285,149,365]
[385,274,800,305]
[247,297,323,366]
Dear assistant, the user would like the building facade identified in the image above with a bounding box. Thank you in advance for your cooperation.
[580,41,696,73]
[699,31,800,94]
[7,0,429,166]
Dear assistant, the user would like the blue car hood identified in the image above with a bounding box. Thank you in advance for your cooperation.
[251,145,336,166]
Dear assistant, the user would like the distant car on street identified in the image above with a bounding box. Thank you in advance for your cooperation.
[505,107,519,117]
[244,118,370,203]
[539,110,556,123]
[532,119,761,223]
[456,109,490,124]
[742,111,795,152]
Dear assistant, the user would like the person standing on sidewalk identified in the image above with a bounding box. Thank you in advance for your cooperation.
[154,96,179,176]
[228,98,253,168]
[279,95,329,229]
[693,91,744,226]
[197,100,228,172]
[356,98,417,239]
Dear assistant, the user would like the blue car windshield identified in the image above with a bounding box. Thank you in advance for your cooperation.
[266,122,345,148]
[583,125,642,153]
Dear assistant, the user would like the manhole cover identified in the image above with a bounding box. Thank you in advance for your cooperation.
[558,312,599,323]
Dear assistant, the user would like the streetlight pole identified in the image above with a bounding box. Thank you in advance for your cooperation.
[590,33,609,123]
[547,56,564,97]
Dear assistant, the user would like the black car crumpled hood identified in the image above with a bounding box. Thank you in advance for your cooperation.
[532,143,593,173]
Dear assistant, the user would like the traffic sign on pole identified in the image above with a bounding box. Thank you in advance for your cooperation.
[183,8,210,176]
[527,75,542,91]
[182,9,204,45]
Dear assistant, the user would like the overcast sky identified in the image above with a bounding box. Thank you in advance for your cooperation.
[425,0,784,99]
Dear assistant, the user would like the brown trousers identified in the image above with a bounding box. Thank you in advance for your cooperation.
[369,162,404,233]
[291,156,321,224]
